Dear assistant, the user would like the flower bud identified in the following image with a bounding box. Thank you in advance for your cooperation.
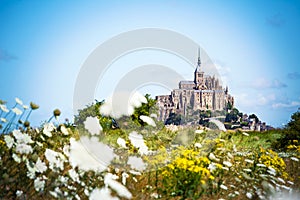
[24,121,30,128]
[53,109,61,118]
[30,102,39,110]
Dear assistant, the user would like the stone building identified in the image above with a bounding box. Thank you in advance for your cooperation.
[156,49,234,122]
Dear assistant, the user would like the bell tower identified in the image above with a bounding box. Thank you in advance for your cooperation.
[194,48,205,88]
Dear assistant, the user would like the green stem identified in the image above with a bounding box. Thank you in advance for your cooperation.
[4,103,17,119]
[25,109,32,122]
[3,114,16,133]
[16,109,26,129]
[47,115,54,123]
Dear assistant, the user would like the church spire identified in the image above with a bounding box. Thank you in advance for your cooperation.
[196,47,201,72]
[194,47,204,85]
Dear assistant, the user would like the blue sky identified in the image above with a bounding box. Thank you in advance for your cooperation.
[0,0,300,127]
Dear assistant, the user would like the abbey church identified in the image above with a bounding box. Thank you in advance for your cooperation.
[156,49,234,122]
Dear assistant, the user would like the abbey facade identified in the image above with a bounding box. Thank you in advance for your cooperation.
[156,50,234,122]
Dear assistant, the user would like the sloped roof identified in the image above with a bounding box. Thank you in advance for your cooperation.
[179,81,194,84]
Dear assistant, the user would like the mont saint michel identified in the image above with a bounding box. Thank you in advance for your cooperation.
[156,49,234,122]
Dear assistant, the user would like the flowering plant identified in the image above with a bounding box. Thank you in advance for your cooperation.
[0,97,299,199]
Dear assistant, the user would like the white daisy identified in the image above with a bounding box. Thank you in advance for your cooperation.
[117,137,127,148]
[63,145,70,157]
[45,149,65,171]
[208,163,217,172]
[291,157,299,162]
[256,163,266,167]
[12,153,21,163]
[223,161,233,168]
[12,107,22,115]
[139,115,156,127]
[23,105,29,110]
[220,184,228,190]
[129,131,149,155]
[245,159,254,164]
[267,166,276,176]
[209,153,220,161]
[84,116,102,135]
[4,135,14,149]
[34,177,45,192]
[246,192,252,199]
[122,172,129,185]
[60,125,69,135]
[35,158,47,173]
[15,143,33,154]
[68,168,80,183]
[243,168,252,173]
[89,187,119,200]
[43,123,55,137]
[26,160,36,179]
[194,143,202,148]
[16,190,23,197]
[12,129,33,144]
[15,97,23,105]
[104,173,132,199]
[0,104,9,113]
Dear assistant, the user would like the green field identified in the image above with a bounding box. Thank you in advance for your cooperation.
[0,98,299,199]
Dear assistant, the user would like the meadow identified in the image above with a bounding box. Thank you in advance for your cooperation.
[0,97,299,199]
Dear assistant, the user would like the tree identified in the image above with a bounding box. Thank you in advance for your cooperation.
[225,112,237,123]
[199,110,211,119]
[165,113,182,125]
[74,94,158,131]
[272,108,300,150]
[74,100,113,131]
[286,108,300,132]
[130,94,157,126]
[226,101,233,110]
[249,114,259,123]
[225,108,240,123]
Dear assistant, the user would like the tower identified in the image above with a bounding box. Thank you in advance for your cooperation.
[197,47,201,71]
[194,47,205,89]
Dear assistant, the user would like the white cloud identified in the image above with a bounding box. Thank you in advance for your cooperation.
[257,93,276,105]
[252,77,287,89]
[272,101,300,108]
[234,93,276,107]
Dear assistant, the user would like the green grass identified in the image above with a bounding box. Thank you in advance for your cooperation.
[221,130,283,151]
